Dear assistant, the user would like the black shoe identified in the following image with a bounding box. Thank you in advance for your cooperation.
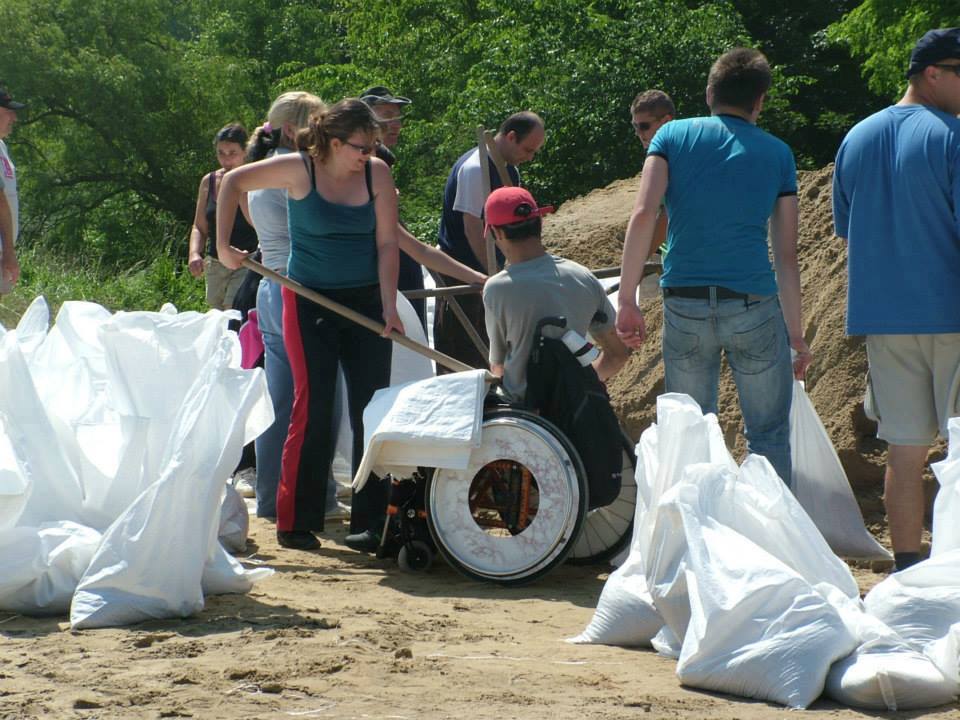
[344,529,381,553]
[277,530,320,550]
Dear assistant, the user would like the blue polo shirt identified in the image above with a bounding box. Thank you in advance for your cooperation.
[649,115,797,296]
[833,105,960,335]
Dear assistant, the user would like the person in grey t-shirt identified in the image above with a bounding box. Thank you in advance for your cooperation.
[481,187,631,400]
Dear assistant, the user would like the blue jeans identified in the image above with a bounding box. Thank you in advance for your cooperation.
[254,278,293,518]
[255,280,343,518]
[662,293,794,486]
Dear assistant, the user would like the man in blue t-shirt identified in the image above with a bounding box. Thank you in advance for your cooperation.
[833,28,960,572]
[617,48,812,486]
[434,111,544,372]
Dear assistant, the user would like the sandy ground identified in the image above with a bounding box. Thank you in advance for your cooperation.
[0,512,956,720]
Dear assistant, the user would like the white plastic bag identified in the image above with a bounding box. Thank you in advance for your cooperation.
[931,417,960,556]
[566,561,661,646]
[790,380,890,559]
[574,394,732,649]
[864,549,960,669]
[0,331,85,527]
[671,480,857,709]
[0,416,31,532]
[218,483,250,554]
[825,610,957,710]
[70,337,274,629]
[0,522,102,615]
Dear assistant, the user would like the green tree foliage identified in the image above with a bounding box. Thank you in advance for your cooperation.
[0,0,262,268]
[289,0,747,225]
[0,0,926,313]
[829,0,960,100]
[726,0,885,168]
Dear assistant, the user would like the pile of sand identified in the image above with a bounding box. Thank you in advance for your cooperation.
[543,165,942,530]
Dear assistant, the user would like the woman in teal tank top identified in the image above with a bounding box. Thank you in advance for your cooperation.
[216,99,402,551]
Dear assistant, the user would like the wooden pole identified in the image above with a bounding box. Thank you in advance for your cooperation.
[242,259,484,376]
[483,130,511,187]
[476,125,497,276]
[426,270,489,361]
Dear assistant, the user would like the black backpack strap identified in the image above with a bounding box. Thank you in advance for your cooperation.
[300,151,314,188]
[364,160,374,202]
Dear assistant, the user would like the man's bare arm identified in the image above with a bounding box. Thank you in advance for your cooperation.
[0,192,19,288]
[769,194,812,379]
[591,326,632,382]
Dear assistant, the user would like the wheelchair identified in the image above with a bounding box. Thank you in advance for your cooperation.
[423,406,636,584]
[379,318,638,586]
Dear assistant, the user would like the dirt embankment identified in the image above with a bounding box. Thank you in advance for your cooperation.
[542,165,943,531]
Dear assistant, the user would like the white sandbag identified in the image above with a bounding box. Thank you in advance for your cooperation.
[70,336,273,629]
[716,454,860,599]
[12,295,51,360]
[570,420,664,646]
[577,395,734,650]
[0,416,31,531]
[825,610,957,710]
[0,332,85,527]
[0,522,102,615]
[675,494,857,709]
[218,484,249,554]
[931,417,960,556]
[566,561,661,646]
[790,380,890,560]
[927,622,960,686]
[864,548,960,678]
[639,393,735,571]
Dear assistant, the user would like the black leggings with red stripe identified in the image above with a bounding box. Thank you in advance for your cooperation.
[278,284,391,534]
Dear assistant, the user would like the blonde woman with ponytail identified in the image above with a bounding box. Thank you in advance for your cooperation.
[238,91,324,523]
[218,98,402,551]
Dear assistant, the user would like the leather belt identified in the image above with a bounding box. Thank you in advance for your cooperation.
[663,286,767,302]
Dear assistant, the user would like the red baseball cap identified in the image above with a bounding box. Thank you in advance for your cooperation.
[483,186,554,237]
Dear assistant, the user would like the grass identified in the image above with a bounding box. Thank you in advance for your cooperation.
[0,245,207,329]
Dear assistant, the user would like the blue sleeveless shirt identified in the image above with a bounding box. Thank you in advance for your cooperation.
[287,153,378,288]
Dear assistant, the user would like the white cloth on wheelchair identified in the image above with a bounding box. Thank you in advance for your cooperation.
[352,370,487,490]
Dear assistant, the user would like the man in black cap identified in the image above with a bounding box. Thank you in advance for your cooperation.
[360,85,411,164]
[833,28,960,572]
[359,85,430,326]
[0,85,24,294]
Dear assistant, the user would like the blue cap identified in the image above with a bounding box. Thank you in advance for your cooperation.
[907,28,960,78]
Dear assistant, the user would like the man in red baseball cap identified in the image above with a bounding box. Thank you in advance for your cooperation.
[0,84,25,294]
[482,186,632,509]
[481,186,630,400]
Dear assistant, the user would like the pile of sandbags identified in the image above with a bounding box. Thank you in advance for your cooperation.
[571,393,960,711]
[0,298,274,628]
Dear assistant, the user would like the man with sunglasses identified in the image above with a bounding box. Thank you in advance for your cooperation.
[630,89,675,259]
[0,85,24,295]
[833,28,960,572]
[630,89,675,150]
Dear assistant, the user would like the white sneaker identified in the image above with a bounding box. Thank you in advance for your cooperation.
[325,501,350,521]
[232,468,257,498]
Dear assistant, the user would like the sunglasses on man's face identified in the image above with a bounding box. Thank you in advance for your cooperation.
[632,118,664,132]
[933,63,960,77]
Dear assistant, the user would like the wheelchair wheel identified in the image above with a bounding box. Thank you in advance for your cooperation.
[398,541,434,572]
[566,430,637,565]
[426,408,588,585]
